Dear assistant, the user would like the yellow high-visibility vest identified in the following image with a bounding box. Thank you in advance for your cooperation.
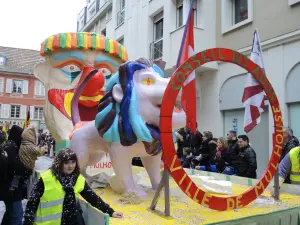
[289,146,300,185]
[34,170,85,225]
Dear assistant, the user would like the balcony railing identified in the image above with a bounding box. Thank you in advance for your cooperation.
[117,10,125,27]
[150,39,163,60]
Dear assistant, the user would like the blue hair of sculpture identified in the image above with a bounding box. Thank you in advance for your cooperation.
[95,58,176,151]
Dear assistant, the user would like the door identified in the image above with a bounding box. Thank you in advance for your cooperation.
[224,109,269,178]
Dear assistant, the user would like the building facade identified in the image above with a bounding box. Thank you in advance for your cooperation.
[0,46,47,131]
[77,0,300,177]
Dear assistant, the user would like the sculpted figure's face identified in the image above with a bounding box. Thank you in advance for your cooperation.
[113,66,186,129]
[35,50,121,122]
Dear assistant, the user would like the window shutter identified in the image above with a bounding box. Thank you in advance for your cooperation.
[30,106,34,119]
[41,83,45,96]
[23,80,29,94]
[21,105,27,119]
[34,81,39,95]
[2,104,10,118]
[0,78,3,93]
[6,79,12,93]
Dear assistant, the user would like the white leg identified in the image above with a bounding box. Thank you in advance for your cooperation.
[140,154,162,190]
[109,143,136,192]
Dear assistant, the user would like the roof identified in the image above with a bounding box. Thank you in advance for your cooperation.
[0,46,43,75]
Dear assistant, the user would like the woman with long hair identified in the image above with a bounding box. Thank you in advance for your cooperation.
[23,148,123,225]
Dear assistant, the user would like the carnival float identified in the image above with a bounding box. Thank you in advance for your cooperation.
[32,31,300,225]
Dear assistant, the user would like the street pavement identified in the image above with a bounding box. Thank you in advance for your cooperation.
[0,156,54,221]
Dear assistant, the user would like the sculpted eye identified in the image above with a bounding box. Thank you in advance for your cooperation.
[60,64,82,83]
[99,68,112,83]
[141,78,155,86]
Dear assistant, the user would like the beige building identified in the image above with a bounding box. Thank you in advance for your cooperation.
[76,0,300,177]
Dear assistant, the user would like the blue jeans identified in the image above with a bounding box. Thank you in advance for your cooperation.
[1,200,23,225]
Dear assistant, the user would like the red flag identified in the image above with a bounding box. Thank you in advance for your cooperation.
[176,4,196,133]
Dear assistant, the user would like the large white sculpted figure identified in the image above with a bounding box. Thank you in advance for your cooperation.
[70,58,186,197]
[34,32,127,149]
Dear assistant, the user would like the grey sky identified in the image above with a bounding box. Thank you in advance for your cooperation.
[0,0,86,50]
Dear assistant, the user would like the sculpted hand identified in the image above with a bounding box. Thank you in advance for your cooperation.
[112,211,123,218]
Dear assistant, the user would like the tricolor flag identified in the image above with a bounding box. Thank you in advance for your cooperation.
[242,30,266,133]
[23,106,31,129]
[176,0,196,133]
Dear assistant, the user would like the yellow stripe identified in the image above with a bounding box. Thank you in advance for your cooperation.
[109,39,114,54]
[66,33,72,48]
[46,36,54,51]
[83,33,88,49]
[96,35,100,50]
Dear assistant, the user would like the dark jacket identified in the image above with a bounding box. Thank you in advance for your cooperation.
[0,125,31,201]
[233,145,257,179]
[224,139,239,165]
[23,177,115,225]
[214,148,229,172]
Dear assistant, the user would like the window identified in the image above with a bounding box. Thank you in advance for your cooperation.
[101,29,106,36]
[118,38,124,46]
[150,12,164,60]
[117,0,125,26]
[0,78,3,93]
[191,0,198,26]
[34,80,45,96]
[34,107,44,120]
[10,105,21,118]
[12,80,23,93]
[0,56,6,66]
[176,0,183,28]
[233,0,248,24]
[221,0,253,33]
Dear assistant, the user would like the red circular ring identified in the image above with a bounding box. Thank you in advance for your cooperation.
[160,48,283,211]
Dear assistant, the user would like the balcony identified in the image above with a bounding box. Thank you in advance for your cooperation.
[77,0,112,32]
[149,39,163,61]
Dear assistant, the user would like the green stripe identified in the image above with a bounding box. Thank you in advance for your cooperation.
[60,33,66,49]
[247,178,253,186]
[77,33,84,49]
[105,214,109,225]
[55,140,70,152]
[92,33,97,50]
[44,39,50,54]
[226,175,230,181]
[118,44,123,59]
[105,38,110,52]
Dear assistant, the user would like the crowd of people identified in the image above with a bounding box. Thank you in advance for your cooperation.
[175,124,299,181]
[0,125,122,225]
[37,131,56,158]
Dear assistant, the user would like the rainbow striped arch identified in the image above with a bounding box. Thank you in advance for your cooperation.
[40,32,128,62]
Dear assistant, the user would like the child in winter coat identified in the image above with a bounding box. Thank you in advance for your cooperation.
[23,148,123,225]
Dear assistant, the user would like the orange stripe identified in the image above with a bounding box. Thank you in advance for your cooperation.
[71,33,77,49]
[113,41,119,56]
[53,34,60,49]
[100,36,105,50]
[40,42,45,56]
[87,33,92,49]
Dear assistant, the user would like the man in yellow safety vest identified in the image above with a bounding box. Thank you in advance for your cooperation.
[278,146,300,187]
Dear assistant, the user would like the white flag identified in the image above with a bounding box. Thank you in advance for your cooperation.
[242,30,266,133]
